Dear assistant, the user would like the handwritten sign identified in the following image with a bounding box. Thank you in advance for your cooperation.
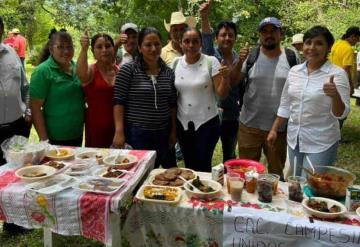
[224,206,360,247]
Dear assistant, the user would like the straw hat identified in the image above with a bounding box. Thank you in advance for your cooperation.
[12,28,20,34]
[164,11,196,32]
[292,33,304,45]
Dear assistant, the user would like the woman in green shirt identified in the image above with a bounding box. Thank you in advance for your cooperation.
[30,30,85,146]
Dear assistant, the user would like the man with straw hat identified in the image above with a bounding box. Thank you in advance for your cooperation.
[291,33,303,63]
[11,27,27,68]
[161,11,196,65]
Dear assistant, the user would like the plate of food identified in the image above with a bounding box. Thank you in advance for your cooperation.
[26,174,78,195]
[15,165,57,182]
[73,178,125,195]
[43,161,69,174]
[66,160,93,176]
[103,154,138,169]
[46,148,75,161]
[92,167,134,180]
[183,176,222,199]
[302,197,347,219]
[150,168,196,187]
[136,185,182,205]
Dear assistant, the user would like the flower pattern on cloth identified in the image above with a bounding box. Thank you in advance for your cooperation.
[0,170,20,220]
[189,197,238,214]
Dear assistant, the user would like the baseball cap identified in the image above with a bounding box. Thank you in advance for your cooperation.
[258,17,282,31]
[12,28,20,34]
[120,23,139,33]
[292,33,304,45]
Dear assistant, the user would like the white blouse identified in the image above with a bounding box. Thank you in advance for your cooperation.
[277,61,350,153]
[173,54,220,131]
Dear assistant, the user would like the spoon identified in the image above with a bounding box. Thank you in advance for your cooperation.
[112,153,122,165]
[51,145,61,156]
[177,176,202,193]
[305,156,316,175]
[302,167,314,176]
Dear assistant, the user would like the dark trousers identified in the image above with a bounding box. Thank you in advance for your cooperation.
[177,116,220,172]
[220,119,239,163]
[125,125,174,168]
[49,136,83,147]
[0,117,31,165]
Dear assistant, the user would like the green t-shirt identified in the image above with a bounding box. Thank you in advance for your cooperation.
[30,56,85,141]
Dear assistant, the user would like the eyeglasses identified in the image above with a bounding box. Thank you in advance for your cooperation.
[53,45,74,51]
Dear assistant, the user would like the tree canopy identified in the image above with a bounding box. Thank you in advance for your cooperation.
[1,0,360,58]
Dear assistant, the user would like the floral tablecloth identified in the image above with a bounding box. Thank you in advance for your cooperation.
[122,170,360,247]
[0,148,156,245]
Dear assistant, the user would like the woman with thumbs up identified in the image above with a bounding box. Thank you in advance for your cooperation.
[173,27,231,172]
[77,32,119,148]
[267,26,350,177]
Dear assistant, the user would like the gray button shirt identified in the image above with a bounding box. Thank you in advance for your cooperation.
[240,50,290,132]
[0,43,28,124]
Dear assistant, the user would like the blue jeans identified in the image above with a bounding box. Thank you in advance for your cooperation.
[125,124,173,168]
[220,119,239,162]
[177,116,220,172]
[288,141,339,177]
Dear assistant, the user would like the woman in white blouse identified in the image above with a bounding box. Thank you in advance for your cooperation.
[173,27,230,172]
[267,26,350,177]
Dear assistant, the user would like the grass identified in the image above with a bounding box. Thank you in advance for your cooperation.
[1,64,360,246]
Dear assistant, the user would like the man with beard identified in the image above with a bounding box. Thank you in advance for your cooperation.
[229,17,297,179]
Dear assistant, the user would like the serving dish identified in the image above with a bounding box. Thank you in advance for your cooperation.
[150,168,196,187]
[42,161,69,174]
[183,177,222,199]
[136,185,182,205]
[306,166,356,199]
[225,159,265,178]
[46,148,75,161]
[103,154,138,170]
[26,174,78,195]
[73,177,125,195]
[92,167,133,181]
[65,160,93,176]
[302,197,347,219]
[15,165,57,182]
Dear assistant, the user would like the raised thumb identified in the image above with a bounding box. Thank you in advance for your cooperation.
[329,75,335,84]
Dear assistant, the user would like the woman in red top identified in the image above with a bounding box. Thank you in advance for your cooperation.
[77,32,119,147]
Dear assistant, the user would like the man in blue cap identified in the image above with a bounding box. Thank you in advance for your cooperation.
[230,17,298,179]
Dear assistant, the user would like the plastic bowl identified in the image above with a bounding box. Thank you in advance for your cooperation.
[103,154,138,170]
[46,148,75,161]
[302,197,347,219]
[15,165,57,182]
[306,166,356,199]
[225,159,265,178]
[183,179,222,199]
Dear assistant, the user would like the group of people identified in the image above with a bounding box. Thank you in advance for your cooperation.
[1,0,359,179]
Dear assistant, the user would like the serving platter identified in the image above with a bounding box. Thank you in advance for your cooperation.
[73,177,125,195]
[149,168,197,187]
[302,197,347,219]
[136,185,182,205]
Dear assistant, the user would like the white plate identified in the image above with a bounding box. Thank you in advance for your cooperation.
[46,148,75,161]
[92,167,133,181]
[149,168,197,187]
[73,177,125,195]
[103,154,138,169]
[302,197,347,219]
[183,178,222,199]
[15,165,57,182]
[136,185,182,205]
[75,151,99,161]
[42,161,70,174]
[65,160,93,176]
[27,174,78,195]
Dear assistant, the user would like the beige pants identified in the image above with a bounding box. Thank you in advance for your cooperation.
[238,123,287,179]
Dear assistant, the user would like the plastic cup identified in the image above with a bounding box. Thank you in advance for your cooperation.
[287,176,306,202]
[226,172,240,194]
[268,173,280,195]
[257,174,274,203]
[229,176,245,201]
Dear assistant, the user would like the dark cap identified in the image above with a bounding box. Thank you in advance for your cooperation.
[345,26,360,37]
[258,17,282,31]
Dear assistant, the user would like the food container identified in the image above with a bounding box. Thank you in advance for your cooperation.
[306,166,356,199]
[183,178,222,200]
[1,136,48,165]
[15,165,57,182]
[226,172,240,193]
[225,159,265,179]
[287,176,306,202]
[245,170,258,193]
[268,173,280,195]
[257,174,274,203]
[229,176,245,201]
[302,197,347,219]
[103,154,138,170]
[212,163,224,186]
[136,185,182,205]
[46,148,75,161]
